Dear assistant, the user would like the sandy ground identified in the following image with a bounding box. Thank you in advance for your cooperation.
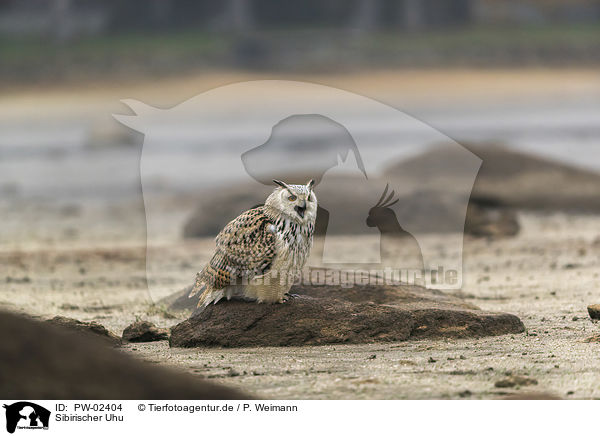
[2,197,600,399]
[2,68,600,399]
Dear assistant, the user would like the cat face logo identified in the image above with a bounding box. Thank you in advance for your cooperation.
[3,402,50,434]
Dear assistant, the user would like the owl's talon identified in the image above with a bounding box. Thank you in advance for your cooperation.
[283,293,300,302]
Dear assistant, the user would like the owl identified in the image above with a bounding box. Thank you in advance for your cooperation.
[190,179,317,309]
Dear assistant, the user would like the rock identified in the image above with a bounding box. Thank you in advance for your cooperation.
[227,368,240,377]
[183,143,599,242]
[182,187,270,239]
[502,392,560,400]
[122,321,169,342]
[182,182,475,237]
[495,376,538,388]
[385,144,600,213]
[46,316,121,346]
[0,311,251,399]
[464,204,520,238]
[163,276,481,315]
[587,304,600,320]
[169,282,525,348]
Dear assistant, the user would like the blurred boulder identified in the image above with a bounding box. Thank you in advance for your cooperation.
[385,143,600,212]
[502,392,561,400]
[0,311,251,399]
[182,186,269,238]
[122,320,169,342]
[46,316,121,346]
[464,204,520,238]
[183,143,600,239]
[587,304,600,320]
[182,180,487,237]
[495,375,538,388]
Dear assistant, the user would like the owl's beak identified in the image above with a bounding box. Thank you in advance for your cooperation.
[294,205,306,218]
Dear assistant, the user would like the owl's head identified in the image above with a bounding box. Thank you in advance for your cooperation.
[265,179,317,223]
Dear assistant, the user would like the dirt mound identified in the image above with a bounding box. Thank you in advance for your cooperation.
[163,279,479,313]
[46,316,122,346]
[0,311,250,399]
[122,320,169,342]
[464,204,520,238]
[169,282,524,347]
[183,186,271,238]
[385,144,600,212]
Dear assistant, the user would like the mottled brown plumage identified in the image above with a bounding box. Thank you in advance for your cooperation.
[193,207,276,300]
[190,180,317,308]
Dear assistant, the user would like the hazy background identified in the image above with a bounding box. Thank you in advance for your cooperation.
[3,2,600,401]
[1,0,599,246]
[2,0,600,79]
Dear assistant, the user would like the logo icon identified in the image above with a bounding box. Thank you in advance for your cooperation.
[3,402,50,434]
[114,80,481,299]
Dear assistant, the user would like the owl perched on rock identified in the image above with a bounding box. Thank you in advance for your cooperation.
[190,179,317,309]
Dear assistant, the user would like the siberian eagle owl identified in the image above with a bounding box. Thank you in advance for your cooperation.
[190,179,317,309]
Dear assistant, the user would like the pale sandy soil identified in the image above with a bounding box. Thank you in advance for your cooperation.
[2,197,600,399]
[2,68,600,399]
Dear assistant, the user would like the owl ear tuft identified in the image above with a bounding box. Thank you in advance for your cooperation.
[306,179,315,191]
[273,179,291,190]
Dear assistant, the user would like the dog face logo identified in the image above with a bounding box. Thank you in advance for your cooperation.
[3,402,50,434]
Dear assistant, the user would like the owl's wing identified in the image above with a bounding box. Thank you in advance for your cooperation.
[190,207,276,297]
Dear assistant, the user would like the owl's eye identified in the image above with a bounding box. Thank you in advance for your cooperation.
[288,194,297,201]
[307,194,313,202]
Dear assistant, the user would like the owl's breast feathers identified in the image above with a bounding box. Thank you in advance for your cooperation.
[191,207,277,296]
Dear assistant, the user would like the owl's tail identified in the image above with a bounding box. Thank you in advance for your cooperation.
[188,271,207,298]
[197,288,223,308]
[193,287,240,311]
[189,271,213,309]
[189,271,232,310]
